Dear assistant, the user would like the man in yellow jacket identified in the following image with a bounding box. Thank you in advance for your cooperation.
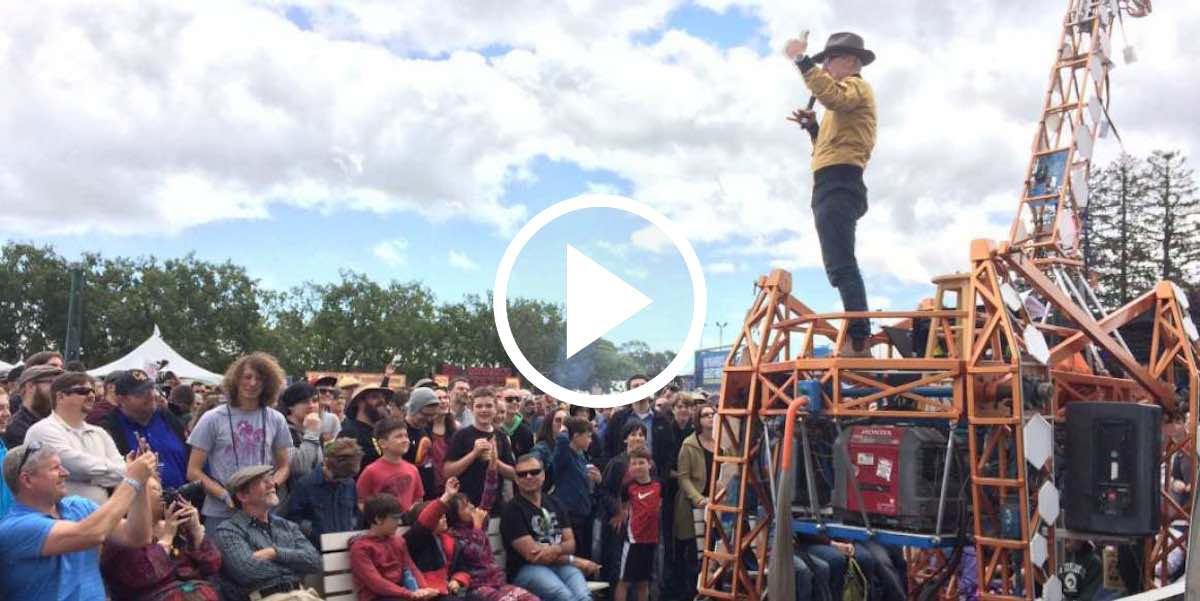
[784,32,877,357]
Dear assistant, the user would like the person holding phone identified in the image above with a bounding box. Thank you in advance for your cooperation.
[100,474,222,601]
[0,441,158,600]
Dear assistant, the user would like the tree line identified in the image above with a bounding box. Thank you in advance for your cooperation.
[1083,150,1200,307]
[0,243,671,390]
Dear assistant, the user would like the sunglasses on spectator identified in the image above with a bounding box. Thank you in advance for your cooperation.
[515,468,543,478]
[17,440,44,473]
[65,387,96,397]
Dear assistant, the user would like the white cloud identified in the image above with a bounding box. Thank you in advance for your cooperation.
[372,238,409,266]
[585,181,624,195]
[448,249,479,271]
[2,0,1197,294]
[706,261,738,274]
[868,295,893,311]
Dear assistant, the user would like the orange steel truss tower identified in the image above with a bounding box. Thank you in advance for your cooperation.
[697,1,1200,600]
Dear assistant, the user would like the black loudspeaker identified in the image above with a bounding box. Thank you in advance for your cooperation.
[1064,402,1161,536]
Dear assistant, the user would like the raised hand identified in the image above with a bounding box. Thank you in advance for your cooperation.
[471,506,489,529]
[788,109,817,127]
[158,503,184,544]
[126,451,158,485]
[472,437,490,454]
[177,500,203,537]
[784,37,808,60]
[303,411,322,434]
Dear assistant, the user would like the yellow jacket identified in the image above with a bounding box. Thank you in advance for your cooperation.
[802,66,877,173]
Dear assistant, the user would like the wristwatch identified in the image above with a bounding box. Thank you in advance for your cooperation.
[123,477,144,493]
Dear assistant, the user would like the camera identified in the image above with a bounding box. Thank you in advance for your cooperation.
[163,480,205,508]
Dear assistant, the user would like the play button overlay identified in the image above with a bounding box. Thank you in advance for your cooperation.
[565,245,653,358]
[493,195,707,409]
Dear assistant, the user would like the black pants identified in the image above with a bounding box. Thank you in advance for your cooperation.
[673,538,701,601]
[570,512,594,560]
[812,164,870,342]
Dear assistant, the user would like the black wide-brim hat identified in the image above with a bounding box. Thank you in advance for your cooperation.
[812,31,875,66]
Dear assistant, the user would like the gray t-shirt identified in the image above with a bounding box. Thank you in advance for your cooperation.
[319,410,341,439]
[187,403,291,518]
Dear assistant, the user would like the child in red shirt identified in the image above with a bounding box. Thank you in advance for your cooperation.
[358,418,425,511]
[349,493,439,601]
[616,447,660,601]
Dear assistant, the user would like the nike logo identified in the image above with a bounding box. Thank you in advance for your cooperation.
[637,491,654,500]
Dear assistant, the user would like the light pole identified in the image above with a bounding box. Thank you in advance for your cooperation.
[715,321,728,348]
[64,263,84,362]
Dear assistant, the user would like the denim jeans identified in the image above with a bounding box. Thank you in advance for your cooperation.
[512,564,591,601]
[800,544,848,599]
[793,554,815,601]
[795,551,834,601]
[811,164,870,342]
[855,541,907,601]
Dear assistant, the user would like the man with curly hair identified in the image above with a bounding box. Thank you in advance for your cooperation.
[186,352,293,527]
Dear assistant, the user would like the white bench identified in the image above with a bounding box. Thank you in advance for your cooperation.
[321,518,609,601]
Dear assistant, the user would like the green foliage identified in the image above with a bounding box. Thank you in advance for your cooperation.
[1084,151,1200,307]
[0,243,670,385]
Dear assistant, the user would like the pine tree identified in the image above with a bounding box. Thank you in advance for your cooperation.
[1143,150,1200,293]
[1085,153,1157,307]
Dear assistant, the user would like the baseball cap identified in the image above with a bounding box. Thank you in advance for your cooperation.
[114,369,155,396]
[407,387,439,413]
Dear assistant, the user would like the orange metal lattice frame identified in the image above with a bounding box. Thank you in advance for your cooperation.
[964,241,1051,601]
[1144,282,1200,584]
[1009,0,1123,261]
[698,270,796,601]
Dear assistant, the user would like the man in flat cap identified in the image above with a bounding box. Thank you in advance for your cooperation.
[212,465,322,601]
[3,364,64,448]
[784,31,878,358]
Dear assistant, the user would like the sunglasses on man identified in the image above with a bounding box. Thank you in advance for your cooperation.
[515,468,543,479]
[17,440,45,473]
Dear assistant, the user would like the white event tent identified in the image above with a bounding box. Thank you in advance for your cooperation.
[88,325,223,384]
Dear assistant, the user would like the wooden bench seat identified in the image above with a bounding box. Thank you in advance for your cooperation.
[321,518,610,601]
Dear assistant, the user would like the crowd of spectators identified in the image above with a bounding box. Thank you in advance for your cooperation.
[0,351,720,601]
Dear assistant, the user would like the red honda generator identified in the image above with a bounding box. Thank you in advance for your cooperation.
[832,425,966,531]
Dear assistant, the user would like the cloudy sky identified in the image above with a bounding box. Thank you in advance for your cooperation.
[2,0,1198,366]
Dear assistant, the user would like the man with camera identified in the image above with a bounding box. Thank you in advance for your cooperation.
[99,369,191,490]
[0,440,158,600]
